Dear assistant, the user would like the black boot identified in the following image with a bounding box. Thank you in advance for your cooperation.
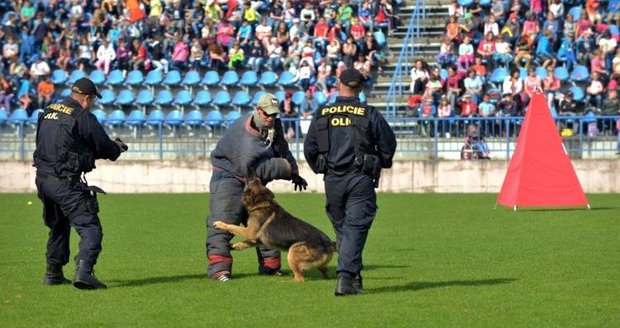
[73,260,107,290]
[335,277,362,296]
[353,275,363,292]
[44,263,71,285]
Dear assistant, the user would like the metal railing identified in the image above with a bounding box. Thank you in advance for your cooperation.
[384,0,425,118]
[2,116,619,162]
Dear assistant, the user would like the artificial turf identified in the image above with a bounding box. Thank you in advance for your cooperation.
[0,193,618,327]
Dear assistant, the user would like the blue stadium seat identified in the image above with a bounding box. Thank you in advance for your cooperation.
[458,0,473,6]
[51,69,68,85]
[439,68,449,80]
[232,90,251,107]
[274,90,286,103]
[125,70,144,86]
[184,109,204,127]
[258,71,277,87]
[570,65,590,83]
[251,90,266,106]
[328,92,339,104]
[144,70,163,86]
[67,69,86,85]
[192,90,212,107]
[116,89,135,105]
[182,70,201,87]
[126,109,146,126]
[239,71,258,87]
[205,109,223,127]
[292,90,306,106]
[553,66,570,82]
[313,91,328,106]
[373,31,386,49]
[60,88,71,97]
[568,6,581,20]
[201,70,220,86]
[146,109,165,126]
[225,110,242,124]
[91,109,106,124]
[97,89,115,106]
[535,66,548,79]
[164,109,184,127]
[490,68,508,85]
[136,89,154,106]
[610,25,620,38]
[106,109,126,126]
[569,86,585,102]
[221,70,240,87]
[277,71,296,87]
[213,90,232,106]
[106,69,125,86]
[173,90,193,106]
[8,109,28,125]
[29,109,43,125]
[359,91,366,103]
[479,0,491,6]
[163,70,182,87]
[154,89,174,106]
[0,109,8,126]
[89,70,106,86]
[518,67,527,79]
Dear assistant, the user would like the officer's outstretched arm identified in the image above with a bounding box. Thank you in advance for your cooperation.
[79,111,122,161]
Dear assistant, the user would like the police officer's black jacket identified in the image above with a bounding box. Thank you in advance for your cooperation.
[304,96,397,174]
[33,97,121,178]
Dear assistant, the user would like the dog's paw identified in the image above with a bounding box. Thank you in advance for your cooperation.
[231,242,246,250]
[212,221,226,230]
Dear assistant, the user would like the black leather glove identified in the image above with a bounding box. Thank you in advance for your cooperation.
[115,137,128,152]
[291,174,308,191]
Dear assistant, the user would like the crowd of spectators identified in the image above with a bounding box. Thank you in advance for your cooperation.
[408,0,620,136]
[0,0,401,117]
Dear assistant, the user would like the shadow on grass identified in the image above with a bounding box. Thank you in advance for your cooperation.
[366,278,517,294]
[109,272,256,288]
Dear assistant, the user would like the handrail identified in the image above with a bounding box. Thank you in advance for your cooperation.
[385,0,423,119]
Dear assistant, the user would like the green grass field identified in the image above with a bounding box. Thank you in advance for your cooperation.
[0,193,618,327]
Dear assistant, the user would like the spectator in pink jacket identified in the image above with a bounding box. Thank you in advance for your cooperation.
[171,37,189,70]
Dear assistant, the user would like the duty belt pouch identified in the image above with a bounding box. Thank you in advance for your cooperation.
[362,154,380,176]
[83,185,106,214]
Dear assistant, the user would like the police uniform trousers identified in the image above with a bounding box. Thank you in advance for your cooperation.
[206,170,280,277]
[324,173,377,279]
[35,174,103,267]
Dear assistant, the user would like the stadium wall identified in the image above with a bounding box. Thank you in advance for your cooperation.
[2,160,619,194]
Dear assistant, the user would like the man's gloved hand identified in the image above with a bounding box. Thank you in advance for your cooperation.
[291,174,308,191]
[115,137,128,152]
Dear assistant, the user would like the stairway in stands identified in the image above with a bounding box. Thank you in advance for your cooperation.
[367,0,451,114]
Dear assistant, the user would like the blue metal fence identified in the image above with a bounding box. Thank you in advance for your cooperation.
[2,116,618,161]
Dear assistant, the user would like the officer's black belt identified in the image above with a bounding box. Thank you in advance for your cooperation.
[36,172,81,183]
[326,165,361,176]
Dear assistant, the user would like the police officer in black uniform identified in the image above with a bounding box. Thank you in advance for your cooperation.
[33,78,128,289]
[304,68,397,296]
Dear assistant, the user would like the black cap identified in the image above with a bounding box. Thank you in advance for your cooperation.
[339,68,365,88]
[71,78,102,99]
[566,91,573,97]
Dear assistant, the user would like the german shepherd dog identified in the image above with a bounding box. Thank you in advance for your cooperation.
[213,172,337,282]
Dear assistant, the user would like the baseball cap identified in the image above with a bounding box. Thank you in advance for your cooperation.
[71,78,102,99]
[339,68,365,88]
[257,93,280,115]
